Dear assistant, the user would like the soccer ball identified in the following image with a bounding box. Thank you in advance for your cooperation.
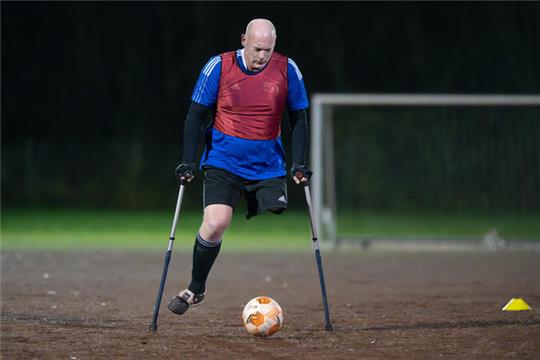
[242,296,283,337]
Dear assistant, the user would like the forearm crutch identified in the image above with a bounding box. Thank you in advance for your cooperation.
[303,183,333,331]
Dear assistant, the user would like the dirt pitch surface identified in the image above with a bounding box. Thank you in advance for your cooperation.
[2,249,540,359]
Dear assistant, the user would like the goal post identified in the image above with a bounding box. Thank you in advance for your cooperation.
[310,94,540,246]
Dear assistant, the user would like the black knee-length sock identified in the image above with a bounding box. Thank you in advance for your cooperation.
[188,233,222,294]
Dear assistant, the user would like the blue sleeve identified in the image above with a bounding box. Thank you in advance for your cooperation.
[287,58,309,111]
[191,56,222,107]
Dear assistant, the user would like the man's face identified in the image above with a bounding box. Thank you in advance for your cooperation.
[241,33,275,72]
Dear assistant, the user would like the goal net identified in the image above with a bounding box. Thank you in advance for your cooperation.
[310,94,540,246]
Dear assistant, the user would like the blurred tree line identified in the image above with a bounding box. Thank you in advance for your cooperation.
[2,2,539,211]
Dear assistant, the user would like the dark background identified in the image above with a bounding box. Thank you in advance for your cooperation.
[2,2,539,211]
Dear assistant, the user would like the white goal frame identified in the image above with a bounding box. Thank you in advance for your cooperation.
[310,94,540,245]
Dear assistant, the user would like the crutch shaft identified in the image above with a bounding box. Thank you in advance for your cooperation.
[149,182,185,332]
[149,249,172,332]
[303,183,333,331]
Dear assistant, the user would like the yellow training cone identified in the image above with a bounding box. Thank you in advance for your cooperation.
[502,298,532,311]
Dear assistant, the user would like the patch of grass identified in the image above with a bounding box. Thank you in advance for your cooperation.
[337,212,540,240]
[0,208,312,251]
[1,208,538,250]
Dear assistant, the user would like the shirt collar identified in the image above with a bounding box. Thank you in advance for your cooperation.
[240,49,248,70]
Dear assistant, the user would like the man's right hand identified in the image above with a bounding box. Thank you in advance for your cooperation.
[175,162,197,182]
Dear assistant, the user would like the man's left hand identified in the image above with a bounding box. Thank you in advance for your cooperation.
[290,164,312,185]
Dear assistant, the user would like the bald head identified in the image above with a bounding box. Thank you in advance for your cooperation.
[245,19,277,40]
[241,19,277,72]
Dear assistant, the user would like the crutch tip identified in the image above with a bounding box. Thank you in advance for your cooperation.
[149,324,157,332]
[325,323,334,331]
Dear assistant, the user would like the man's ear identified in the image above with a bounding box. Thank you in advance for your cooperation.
[240,34,246,47]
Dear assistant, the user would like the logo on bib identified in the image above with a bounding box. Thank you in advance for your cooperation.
[263,81,281,95]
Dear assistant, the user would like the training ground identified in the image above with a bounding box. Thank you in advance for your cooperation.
[1,249,539,359]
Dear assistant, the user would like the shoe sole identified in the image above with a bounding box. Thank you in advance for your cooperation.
[190,299,205,307]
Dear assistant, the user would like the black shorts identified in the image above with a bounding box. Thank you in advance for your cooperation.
[203,166,288,219]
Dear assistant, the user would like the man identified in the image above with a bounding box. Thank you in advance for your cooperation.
[167,18,311,315]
